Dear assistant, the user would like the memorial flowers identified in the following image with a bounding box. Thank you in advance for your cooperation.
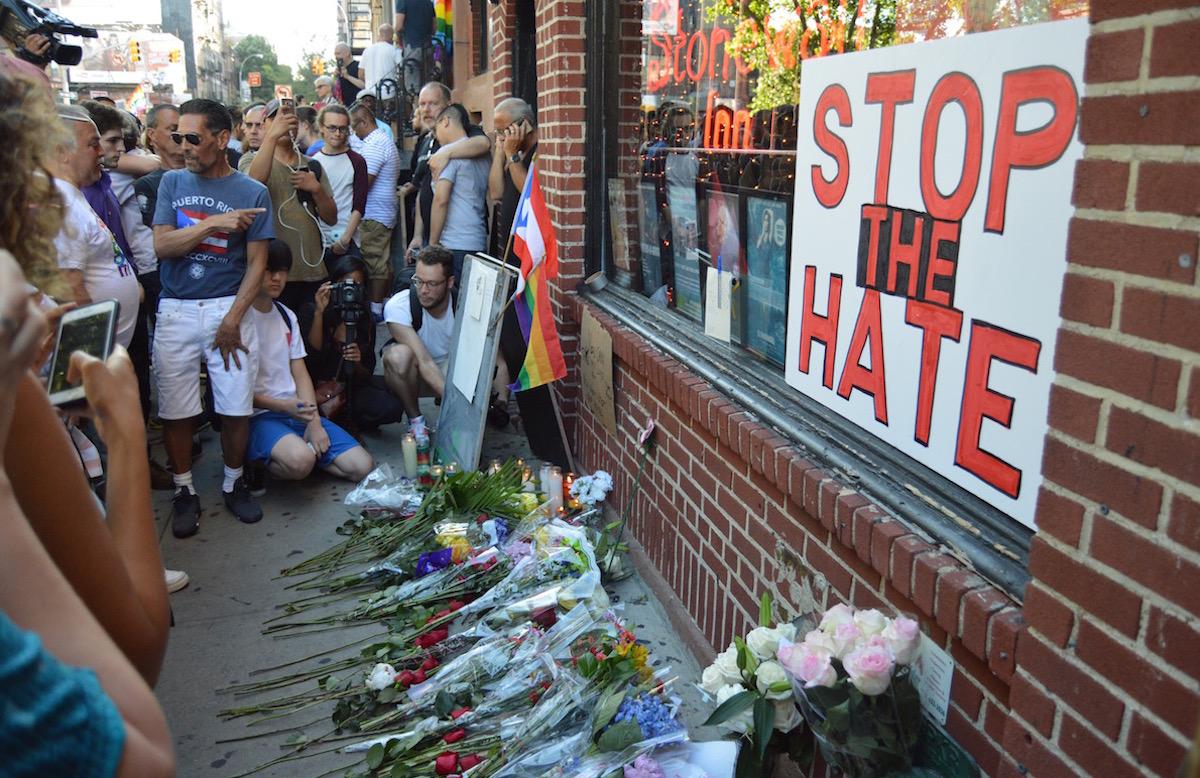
[776,603,923,776]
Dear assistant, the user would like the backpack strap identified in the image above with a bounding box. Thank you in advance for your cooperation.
[409,287,423,332]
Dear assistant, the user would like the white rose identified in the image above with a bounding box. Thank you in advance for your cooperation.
[853,609,888,637]
[802,629,837,656]
[755,660,792,700]
[775,622,797,646]
[746,626,783,660]
[715,683,754,734]
[774,698,802,732]
[819,603,855,634]
[882,616,921,665]
[700,663,729,695]
[843,645,895,696]
[365,662,396,692]
[711,644,744,686]
[830,620,864,658]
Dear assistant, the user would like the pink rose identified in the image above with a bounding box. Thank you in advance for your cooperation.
[819,603,855,633]
[883,616,921,665]
[777,638,837,688]
[831,621,863,658]
[638,419,656,447]
[843,645,896,696]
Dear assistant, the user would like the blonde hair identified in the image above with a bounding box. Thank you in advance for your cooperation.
[0,67,68,295]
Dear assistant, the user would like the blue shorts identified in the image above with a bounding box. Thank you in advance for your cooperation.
[247,411,360,469]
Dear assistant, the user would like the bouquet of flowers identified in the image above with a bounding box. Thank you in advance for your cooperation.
[570,469,614,506]
[776,603,923,776]
[700,595,809,777]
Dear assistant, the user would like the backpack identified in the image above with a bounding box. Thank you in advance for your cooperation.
[408,284,458,333]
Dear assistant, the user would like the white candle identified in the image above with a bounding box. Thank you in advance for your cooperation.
[547,466,564,513]
[539,463,552,496]
[402,434,418,479]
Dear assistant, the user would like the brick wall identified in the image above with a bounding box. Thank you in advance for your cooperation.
[1001,1,1200,775]
[483,1,1200,775]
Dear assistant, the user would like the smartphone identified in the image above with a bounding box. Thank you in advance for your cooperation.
[281,97,295,115]
[46,299,119,407]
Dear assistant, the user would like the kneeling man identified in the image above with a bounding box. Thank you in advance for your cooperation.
[382,245,456,437]
[247,240,375,484]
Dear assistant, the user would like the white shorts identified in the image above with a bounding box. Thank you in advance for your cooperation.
[154,296,259,419]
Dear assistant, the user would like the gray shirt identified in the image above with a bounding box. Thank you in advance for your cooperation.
[434,140,490,251]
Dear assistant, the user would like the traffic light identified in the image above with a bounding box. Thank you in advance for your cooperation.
[169,49,181,64]
[310,57,324,75]
[128,40,141,63]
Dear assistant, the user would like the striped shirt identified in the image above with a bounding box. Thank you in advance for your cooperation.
[354,127,400,228]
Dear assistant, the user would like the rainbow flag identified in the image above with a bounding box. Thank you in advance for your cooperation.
[434,0,452,53]
[509,161,567,392]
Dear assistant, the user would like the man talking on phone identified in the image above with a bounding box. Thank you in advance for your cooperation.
[152,99,275,537]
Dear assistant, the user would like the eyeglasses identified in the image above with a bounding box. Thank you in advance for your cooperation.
[170,132,203,146]
[411,278,447,290]
[323,125,350,134]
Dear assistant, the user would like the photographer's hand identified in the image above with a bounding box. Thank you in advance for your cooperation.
[22,33,51,58]
[314,282,331,313]
[343,343,361,363]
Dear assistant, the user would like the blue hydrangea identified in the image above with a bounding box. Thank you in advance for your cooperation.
[612,692,681,738]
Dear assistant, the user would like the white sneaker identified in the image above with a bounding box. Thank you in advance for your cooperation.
[164,568,190,593]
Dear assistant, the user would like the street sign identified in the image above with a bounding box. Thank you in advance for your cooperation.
[274,84,293,100]
[247,71,262,87]
[240,83,251,102]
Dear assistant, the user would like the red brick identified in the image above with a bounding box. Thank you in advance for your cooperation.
[1022,582,1075,648]
[1033,488,1085,547]
[988,608,1023,684]
[1027,537,1142,637]
[1167,491,1200,554]
[1146,605,1200,679]
[1190,367,1200,419]
[1042,436,1164,528]
[890,536,932,600]
[951,638,1012,706]
[1137,161,1200,216]
[1107,404,1200,484]
[1059,710,1140,776]
[1151,18,1200,78]
[935,570,985,637]
[1081,92,1200,146]
[1090,0,1199,20]
[1092,515,1200,616]
[869,520,909,578]
[1001,717,1079,777]
[1017,631,1125,740]
[851,504,881,563]
[1056,331,1182,412]
[801,468,828,524]
[1127,285,1200,355]
[912,553,957,616]
[1009,673,1055,738]
[983,700,1008,744]
[1062,273,1117,330]
[961,587,1010,660]
[805,541,852,597]
[950,671,985,720]
[1067,218,1198,284]
[819,480,841,537]
[1127,712,1190,776]
[731,473,766,518]
[1078,617,1199,736]
[945,705,1002,776]
[1046,383,1103,444]
[1084,28,1144,83]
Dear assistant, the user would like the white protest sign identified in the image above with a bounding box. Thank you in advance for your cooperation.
[785,20,1087,529]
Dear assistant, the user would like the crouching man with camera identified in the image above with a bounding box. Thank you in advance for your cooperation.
[244,240,374,491]
[299,255,405,431]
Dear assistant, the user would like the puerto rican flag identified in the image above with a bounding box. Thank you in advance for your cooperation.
[509,163,557,299]
[178,208,229,255]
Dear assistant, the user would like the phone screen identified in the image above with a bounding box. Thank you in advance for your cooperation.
[48,307,114,395]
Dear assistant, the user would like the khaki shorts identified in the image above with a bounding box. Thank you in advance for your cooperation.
[359,219,393,280]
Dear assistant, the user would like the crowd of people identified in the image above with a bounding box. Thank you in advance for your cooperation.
[0,17,547,772]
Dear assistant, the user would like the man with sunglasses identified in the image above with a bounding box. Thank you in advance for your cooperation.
[314,105,368,267]
[151,99,275,537]
[381,245,456,437]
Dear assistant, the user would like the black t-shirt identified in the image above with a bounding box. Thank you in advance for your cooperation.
[415,124,487,243]
[337,60,361,105]
[298,301,376,384]
[134,168,167,228]
[496,141,537,262]
[395,0,435,48]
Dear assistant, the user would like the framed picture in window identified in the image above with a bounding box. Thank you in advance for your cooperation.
[744,193,791,366]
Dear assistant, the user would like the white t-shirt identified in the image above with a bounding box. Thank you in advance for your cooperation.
[355,129,400,227]
[360,42,402,99]
[52,178,140,348]
[383,289,454,362]
[250,302,307,407]
[316,148,365,247]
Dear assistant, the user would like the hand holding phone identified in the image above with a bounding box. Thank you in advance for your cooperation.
[47,299,119,408]
[65,346,144,443]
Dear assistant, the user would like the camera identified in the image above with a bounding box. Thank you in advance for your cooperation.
[0,0,97,67]
[329,279,366,342]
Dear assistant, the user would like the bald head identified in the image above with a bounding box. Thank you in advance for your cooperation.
[378,24,393,42]
[335,43,350,57]
[495,97,535,129]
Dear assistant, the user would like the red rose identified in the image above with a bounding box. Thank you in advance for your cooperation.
[531,606,557,629]
[413,668,427,684]
[448,599,466,611]
[459,754,483,770]
[450,707,471,719]
[434,752,459,775]
[421,656,440,672]
[443,727,467,744]
[397,670,416,687]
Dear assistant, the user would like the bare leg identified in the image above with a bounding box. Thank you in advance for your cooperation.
[492,355,510,403]
[162,419,193,476]
[322,446,374,482]
[264,435,317,480]
[219,415,249,469]
[368,278,390,305]
[382,343,421,419]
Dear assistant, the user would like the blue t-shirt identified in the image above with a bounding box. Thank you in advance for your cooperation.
[0,611,125,777]
[153,169,275,300]
[395,0,435,48]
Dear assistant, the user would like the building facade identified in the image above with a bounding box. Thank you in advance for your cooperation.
[394,1,1200,774]
[160,0,234,101]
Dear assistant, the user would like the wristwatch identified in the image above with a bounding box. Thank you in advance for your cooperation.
[509,151,523,165]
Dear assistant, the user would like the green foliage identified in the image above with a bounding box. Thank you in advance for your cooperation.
[702,688,756,727]
[597,718,645,752]
[233,35,292,103]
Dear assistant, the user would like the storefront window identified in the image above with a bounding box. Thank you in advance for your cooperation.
[602,0,1086,369]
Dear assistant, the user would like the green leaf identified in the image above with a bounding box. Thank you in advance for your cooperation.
[592,687,626,736]
[390,762,407,778]
[377,686,397,703]
[767,681,792,694]
[753,696,775,761]
[597,718,644,752]
[759,592,773,628]
[365,743,385,770]
[578,653,599,678]
[435,690,455,718]
[703,689,757,727]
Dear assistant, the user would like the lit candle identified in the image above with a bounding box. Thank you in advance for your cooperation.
[401,434,418,479]
[488,459,502,475]
[522,466,534,492]
[563,472,578,510]
[445,461,460,475]
[547,466,564,513]
[430,465,444,482]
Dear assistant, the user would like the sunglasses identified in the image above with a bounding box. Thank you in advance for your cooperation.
[323,125,350,134]
[170,132,203,146]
